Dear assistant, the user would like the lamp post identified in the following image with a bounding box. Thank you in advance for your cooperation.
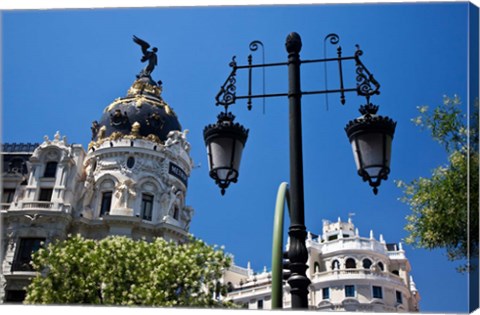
[204,32,396,309]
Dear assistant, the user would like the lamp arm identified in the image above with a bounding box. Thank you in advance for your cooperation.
[215,56,238,108]
[354,46,381,102]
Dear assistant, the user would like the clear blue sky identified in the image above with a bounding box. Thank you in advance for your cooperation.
[1,3,476,312]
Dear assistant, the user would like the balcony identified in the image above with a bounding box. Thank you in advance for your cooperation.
[10,201,72,213]
[22,201,54,210]
[312,269,405,287]
[313,237,387,255]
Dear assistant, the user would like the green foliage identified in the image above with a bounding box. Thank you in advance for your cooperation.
[25,235,235,307]
[397,95,479,272]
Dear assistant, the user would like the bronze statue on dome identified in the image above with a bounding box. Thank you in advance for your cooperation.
[133,35,158,78]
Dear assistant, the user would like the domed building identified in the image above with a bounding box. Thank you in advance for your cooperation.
[0,43,194,302]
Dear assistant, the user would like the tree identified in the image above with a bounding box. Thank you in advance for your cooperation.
[397,95,479,272]
[25,235,234,306]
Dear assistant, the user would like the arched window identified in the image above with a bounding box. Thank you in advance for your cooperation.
[141,193,154,221]
[314,262,320,273]
[173,205,180,220]
[44,162,58,178]
[331,260,340,270]
[100,191,112,216]
[346,258,356,269]
[363,258,372,269]
[377,262,385,271]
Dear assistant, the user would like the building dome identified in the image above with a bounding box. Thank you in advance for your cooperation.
[90,76,182,147]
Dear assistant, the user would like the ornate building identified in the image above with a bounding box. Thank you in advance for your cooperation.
[223,218,421,311]
[1,38,194,302]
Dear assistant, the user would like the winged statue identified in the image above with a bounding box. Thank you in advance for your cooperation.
[133,35,158,78]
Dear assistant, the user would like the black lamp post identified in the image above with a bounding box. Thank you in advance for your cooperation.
[204,32,396,309]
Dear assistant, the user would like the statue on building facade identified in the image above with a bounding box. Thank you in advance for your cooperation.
[133,35,158,78]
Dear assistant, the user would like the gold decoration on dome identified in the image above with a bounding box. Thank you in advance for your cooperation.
[104,95,168,113]
[110,131,123,141]
[131,122,141,137]
[89,131,164,150]
[127,80,162,97]
[98,126,107,139]
[145,134,161,143]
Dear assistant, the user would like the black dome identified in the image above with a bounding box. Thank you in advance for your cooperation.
[91,76,181,145]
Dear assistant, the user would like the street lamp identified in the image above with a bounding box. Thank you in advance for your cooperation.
[203,32,396,309]
[204,111,249,195]
[345,103,397,195]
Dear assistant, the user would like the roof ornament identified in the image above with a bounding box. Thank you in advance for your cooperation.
[133,35,158,78]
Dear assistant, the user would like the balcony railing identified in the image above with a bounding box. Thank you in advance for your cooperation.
[312,269,405,287]
[314,237,387,254]
[1,203,11,210]
[10,201,72,213]
[22,201,54,210]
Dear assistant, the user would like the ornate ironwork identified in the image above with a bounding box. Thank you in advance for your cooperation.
[323,33,346,107]
[325,33,340,45]
[247,40,266,112]
[249,40,263,52]
[354,45,380,103]
[215,56,238,108]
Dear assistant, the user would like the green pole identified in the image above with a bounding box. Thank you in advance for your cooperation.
[271,182,290,309]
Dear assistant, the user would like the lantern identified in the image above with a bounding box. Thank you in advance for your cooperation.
[345,104,396,194]
[203,111,249,195]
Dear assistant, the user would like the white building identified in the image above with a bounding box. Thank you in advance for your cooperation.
[1,72,194,302]
[224,218,421,311]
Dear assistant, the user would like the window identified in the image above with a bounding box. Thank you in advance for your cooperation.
[314,262,320,273]
[392,270,400,276]
[2,188,15,203]
[331,260,340,270]
[127,156,135,168]
[44,162,58,177]
[12,238,45,271]
[378,262,384,271]
[328,235,338,241]
[346,258,356,269]
[396,291,403,304]
[363,258,372,269]
[372,286,383,299]
[173,205,180,220]
[345,285,355,297]
[100,191,112,216]
[257,300,263,309]
[322,287,330,300]
[38,188,53,201]
[141,193,154,221]
[8,158,25,174]
[5,290,26,303]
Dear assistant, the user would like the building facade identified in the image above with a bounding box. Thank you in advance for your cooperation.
[224,218,421,311]
[1,71,194,303]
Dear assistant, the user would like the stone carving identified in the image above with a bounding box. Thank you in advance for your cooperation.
[82,175,95,210]
[114,179,136,209]
[165,130,191,155]
[181,206,194,230]
[161,186,178,218]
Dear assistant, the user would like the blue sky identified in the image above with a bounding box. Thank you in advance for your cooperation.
[1,3,477,312]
